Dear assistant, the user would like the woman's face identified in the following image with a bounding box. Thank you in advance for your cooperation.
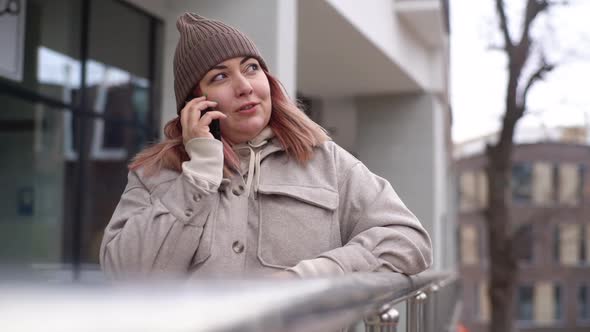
[198,56,272,144]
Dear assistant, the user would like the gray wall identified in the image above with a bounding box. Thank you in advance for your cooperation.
[356,93,453,269]
[321,97,358,154]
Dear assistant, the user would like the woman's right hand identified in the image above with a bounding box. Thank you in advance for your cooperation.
[180,96,227,144]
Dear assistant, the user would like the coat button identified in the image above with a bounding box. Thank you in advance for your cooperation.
[232,241,244,254]
[184,209,193,217]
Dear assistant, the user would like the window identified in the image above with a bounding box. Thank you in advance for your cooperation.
[553,226,559,263]
[580,284,590,321]
[512,163,533,203]
[476,281,490,322]
[554,224,588,266]
[476,171,488,209]
[517,283,562,325]
[560,224,579,265]
[558,163,582,206]
[0,98,69,264]
[459,172,476,212]
[514,224,533,264]
[534,283,562,325]
[532,162,553,205]
[581,224,588,264]
[517,285,534,322]
[580,165,586,201]
[0,0,162,271]
[585,224,590,265]
[554,284,562,321]
[460,224,479,265]
[459,171,487,212]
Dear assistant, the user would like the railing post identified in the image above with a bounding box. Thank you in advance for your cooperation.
[407,291,427,332]
[427,284,440,332]
[364,304,400,332]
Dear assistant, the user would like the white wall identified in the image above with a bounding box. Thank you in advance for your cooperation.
[276,0,297,99]
[324,0,432,89]
[432,96,449,270]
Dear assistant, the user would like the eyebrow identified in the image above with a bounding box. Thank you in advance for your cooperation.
[210,57,255,70]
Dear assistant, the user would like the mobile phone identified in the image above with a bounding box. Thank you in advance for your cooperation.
[204,107,221,140]
[186,95,221,140]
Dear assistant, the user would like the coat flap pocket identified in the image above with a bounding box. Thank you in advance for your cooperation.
[257,184,338,210]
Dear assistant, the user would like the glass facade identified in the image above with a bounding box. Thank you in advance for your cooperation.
[0,0,163,274]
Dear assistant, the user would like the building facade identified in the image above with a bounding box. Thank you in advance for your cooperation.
[0,0,454,289]
[457,141,590,331]
[0,0,164,272]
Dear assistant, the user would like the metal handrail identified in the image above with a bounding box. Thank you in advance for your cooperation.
[0,270,457,332]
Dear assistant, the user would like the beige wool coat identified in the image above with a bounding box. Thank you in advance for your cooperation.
[100,129,432,279]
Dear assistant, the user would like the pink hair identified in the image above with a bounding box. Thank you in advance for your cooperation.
[128,70,329,177]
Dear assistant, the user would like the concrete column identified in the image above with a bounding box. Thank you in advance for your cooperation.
[159,0,297,132]
[356,94,449,269]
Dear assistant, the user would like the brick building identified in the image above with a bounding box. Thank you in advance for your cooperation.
[457,140,590,331]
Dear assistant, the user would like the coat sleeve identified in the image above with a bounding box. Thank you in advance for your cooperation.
[99,139,222,279]
[287,161,433,277]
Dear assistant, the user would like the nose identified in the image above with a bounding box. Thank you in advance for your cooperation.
[233,74,253,97]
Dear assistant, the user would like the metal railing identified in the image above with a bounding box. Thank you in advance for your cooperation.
[0,270,458,332]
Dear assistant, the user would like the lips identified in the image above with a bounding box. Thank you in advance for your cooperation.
[236,102,259,113]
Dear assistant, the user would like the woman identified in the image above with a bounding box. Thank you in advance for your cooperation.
[100,13,432,279]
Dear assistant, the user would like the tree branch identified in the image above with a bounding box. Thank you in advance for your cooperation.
[494,0,514,52]
[512,0,551,70]
[488,44,506,52]
[520,0,549,46]
[522,59,555,104]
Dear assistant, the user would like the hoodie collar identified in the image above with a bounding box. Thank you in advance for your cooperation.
[232,127,282,197]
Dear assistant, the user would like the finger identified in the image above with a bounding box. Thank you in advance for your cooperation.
[199,111,227,126]
[187,100,217,119]
[190,100,218,125]
[194,100,219,113]
[186,104,202,131]
[183,96,206,123]
[181,99,218,134]
[180,105,190,133]
[185,95,206,107]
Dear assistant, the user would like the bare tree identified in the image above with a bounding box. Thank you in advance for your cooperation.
[485,1,567,331]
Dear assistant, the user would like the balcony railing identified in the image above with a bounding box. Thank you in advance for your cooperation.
[0,269,458,332]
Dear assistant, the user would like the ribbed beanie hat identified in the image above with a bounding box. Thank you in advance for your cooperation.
[173,13,268,114]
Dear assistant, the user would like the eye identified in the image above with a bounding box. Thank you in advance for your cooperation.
[211,72,226,82]
[245,63,259,73]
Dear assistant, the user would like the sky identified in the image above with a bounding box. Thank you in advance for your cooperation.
[450,0,590,143]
